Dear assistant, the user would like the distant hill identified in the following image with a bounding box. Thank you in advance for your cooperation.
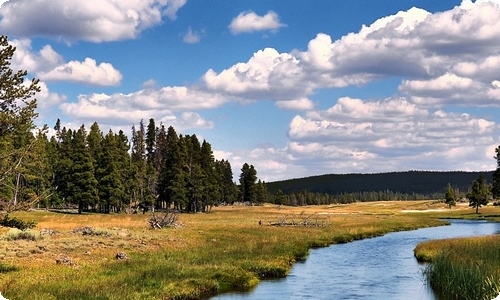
[266,171,494,197]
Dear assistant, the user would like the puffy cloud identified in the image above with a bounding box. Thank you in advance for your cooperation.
[206,1,500,107]
[204,48,310,100]
[234,96,499,181]
[39,58,122,86]
[35,81,67,109]
[0,0,187,42]
[229,10,286,35]
[9,38,122,86]
[60,85,227,126]
[9,39,63,73]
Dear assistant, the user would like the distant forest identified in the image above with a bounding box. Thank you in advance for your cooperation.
[265,171,495,205]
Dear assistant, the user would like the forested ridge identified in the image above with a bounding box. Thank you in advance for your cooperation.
[266,171,494,204]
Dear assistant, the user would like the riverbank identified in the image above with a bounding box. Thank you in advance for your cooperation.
[0,201,484,299]
[415,231,500,300]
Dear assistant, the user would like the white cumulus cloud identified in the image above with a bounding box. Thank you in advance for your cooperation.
[229,10,286,35]
[0,0,187,42]
[39,58,122,86]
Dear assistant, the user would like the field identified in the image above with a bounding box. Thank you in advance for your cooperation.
[0,200,497,299]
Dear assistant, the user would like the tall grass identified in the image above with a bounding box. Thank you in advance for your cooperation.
[416,236,500,300]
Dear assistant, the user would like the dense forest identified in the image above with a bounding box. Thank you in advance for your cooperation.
[265,171,496,205]
[0,35,272,214]
[2,116,271,213]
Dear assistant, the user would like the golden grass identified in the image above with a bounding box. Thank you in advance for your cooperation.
[0,200,490,299]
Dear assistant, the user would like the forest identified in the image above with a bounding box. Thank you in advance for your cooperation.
[0,35,273,214]
[265,171,496,205]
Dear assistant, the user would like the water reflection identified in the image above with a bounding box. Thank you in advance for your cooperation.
[212,220,500,300]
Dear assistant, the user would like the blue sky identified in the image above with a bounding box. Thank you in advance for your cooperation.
[2,0,500,182]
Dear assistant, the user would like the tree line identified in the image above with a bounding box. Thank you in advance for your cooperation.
[0,35,268,214]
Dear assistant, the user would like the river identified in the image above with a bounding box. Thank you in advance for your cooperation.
[212,219,500,300]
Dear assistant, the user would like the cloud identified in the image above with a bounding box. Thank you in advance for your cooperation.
[182,27,204,44]
[275,98,315,111]
[243,96,498,181]
[206,1,500,108]
[0,0,187,42]
[59,85,227,126]
[9,39,63,74]
[9,38,122,86]
[229,10,286,35]
[39,58,122,86]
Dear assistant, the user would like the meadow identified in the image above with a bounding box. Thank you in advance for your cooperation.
[0,200,496,299]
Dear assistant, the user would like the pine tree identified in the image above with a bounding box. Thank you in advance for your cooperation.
[69,125,99,213]
[52,127,73,207]
[200,140,220,212]
[444,183,456,208]
[492,146,500,200]
[215,159,237,204]
[157,126,187,210]
[98,130,125,213]
[239,163,257,203]
[0,35,41,211]
[131,121,154,211]
[467,174,490,214]
[255,179,268,204]
[184,134,203,213]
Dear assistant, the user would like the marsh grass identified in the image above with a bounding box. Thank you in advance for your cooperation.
[415,235,500,300]
[0,202,448,299]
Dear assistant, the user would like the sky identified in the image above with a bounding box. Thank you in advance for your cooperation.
[1,0,500,182]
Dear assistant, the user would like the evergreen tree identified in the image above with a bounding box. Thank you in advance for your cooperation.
[255,179,268,204]
[200,140,220,212]
[69,125,99,213]
[467,174,490,214]
[239,163,257,203]
[131,121,155,210]
[115,130,133,212]
[52,127,73,207]
[215,159,237,204]
[492,146,500,200]
[98,130,125,213]
[157,126,187,210]
[444,183,456,208]
[184,135,203,212]
[0,35,41,210]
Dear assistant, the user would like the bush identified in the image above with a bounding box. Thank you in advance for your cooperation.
[0,214,36,230]
[5,228,39,241]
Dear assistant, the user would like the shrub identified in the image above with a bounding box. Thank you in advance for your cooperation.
[0,214,36,230]
[5,228,39,241]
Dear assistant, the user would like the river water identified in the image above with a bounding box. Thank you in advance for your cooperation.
[213,219,500,300]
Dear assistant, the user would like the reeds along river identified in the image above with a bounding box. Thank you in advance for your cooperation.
[212,220,500,300]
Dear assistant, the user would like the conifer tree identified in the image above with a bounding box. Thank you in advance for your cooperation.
[157,126,187,210]
[98,130,125,213]
[215,159,237,204]
[0,35,41,210]
[239,163,257,203]
[491,146,500,200]
[467,174,490,214]
[444,183,456,208]
[184,134,203,212]
[69,125,99,213]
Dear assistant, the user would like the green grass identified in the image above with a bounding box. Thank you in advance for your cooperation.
[415,235,500,300]
[0,202,451,299]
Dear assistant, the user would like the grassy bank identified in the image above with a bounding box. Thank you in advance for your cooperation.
[415,235,500,300]
[0,201,450,299]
